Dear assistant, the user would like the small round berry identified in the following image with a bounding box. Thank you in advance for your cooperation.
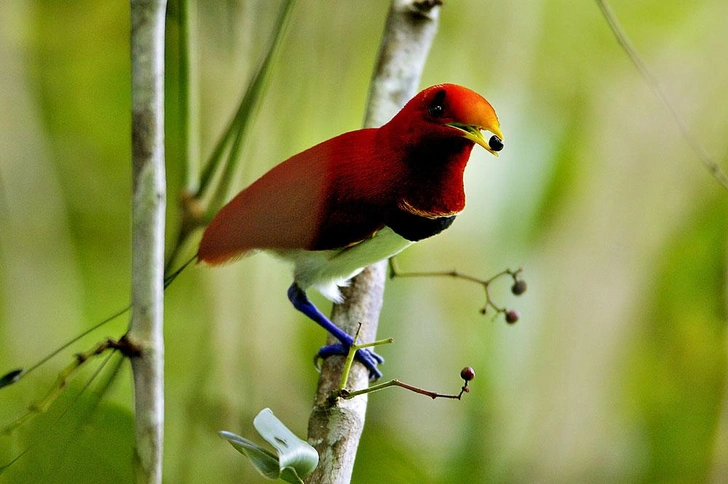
[511,279,527,296]
[460,366,476,381]
[488,135,504,152]
[505,310,520,324]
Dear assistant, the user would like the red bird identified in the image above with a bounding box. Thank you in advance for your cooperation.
[198,84,503,378]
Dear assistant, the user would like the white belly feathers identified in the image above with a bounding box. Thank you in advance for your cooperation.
[272,226,412,302]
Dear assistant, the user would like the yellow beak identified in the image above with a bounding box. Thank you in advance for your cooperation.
[447,122,504,156]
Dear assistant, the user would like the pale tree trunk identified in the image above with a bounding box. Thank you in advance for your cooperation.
[306,1,442,483]
[128,0,168,482]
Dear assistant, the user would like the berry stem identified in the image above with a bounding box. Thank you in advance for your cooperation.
[340,378,468,400]
[389,259,525,320]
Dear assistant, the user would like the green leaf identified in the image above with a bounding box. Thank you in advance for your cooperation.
[219,431,281,480]
[220,408,318,483]
[253,408,319,482]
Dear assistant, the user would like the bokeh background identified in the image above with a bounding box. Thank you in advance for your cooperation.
[2,0,728,482]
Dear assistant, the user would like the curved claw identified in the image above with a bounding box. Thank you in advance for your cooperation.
[317,344,383,380]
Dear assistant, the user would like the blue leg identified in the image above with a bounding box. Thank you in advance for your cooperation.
[287,283,383,380]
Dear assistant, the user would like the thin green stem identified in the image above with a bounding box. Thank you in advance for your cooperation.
[356,338,394,350]
[178,0,199,194]
[200,0,297,213]
[338,325,363,391]
[337,326,394,391]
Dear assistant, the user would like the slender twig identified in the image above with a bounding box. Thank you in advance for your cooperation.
[595,0,728,190]
[306,2,442,483]
[327,329,472,403]
[340,377,471,401]
[129,1,168,482]
[389,258,526,320]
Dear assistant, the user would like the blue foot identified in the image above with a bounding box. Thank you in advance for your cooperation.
[318,343,384,380]
[288,283,383,380]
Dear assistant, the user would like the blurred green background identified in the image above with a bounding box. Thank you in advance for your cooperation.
[2,0,728,482]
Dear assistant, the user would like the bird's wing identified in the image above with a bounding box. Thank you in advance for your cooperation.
[198,130,384,265]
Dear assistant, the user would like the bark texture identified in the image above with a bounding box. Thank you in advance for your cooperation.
[129,1,168,482]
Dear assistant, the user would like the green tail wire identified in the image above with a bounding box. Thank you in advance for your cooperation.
[0,253,197,390]
[0,253,196,474]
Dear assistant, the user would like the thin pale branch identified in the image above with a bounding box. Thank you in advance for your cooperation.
[595,0,728,190]
[129,0,168,482]
[306,1,442,483]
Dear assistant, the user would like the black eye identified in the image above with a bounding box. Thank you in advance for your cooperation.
[428,103,444,117]
[428,89,447,118]
[488,135,504,152]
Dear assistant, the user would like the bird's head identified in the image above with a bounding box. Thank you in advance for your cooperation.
[392,84,504,156]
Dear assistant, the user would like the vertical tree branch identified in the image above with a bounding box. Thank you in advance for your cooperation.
[306,1,441,483]
[129,0,167,482]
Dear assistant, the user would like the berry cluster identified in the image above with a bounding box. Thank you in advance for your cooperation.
[478,268,526,324]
